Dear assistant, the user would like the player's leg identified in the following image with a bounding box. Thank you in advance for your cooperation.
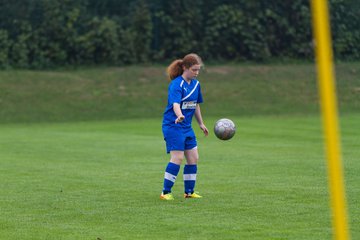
[184,148,200,196]
[160,151,184,200]
[183,131,202,198]
[184,147,199,165]
[165,151,184,188]
[161,128,185,200]
[165,150,184,194]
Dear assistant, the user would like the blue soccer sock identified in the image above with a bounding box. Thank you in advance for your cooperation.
[183,164,197,194]
[162,162,180,194]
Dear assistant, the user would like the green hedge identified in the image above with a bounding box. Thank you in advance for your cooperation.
[0,0,359,69]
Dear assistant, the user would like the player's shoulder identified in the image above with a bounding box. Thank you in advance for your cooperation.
[170,76,184,87]
[172,76,184,84]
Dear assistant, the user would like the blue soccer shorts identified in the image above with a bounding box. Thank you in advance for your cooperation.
[162,126,197,153]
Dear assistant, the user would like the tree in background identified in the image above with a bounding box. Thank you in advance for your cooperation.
[152,0,204,60]
[0,0,358,69]
[0,29,11,68]
[330,0,360,60]
[131,0,153,63]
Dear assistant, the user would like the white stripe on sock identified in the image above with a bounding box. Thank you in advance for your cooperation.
[183,174,197,181]
[164,172,177,183]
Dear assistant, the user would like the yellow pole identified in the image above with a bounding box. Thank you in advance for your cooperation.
[310,0,350,239]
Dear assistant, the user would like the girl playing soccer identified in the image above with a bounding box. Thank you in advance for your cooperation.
[160,53,208,200]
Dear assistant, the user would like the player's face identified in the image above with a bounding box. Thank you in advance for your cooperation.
[184,64,201,80]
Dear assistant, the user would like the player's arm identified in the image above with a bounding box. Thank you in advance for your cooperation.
[173,103,185,123]
[195,104,209,136]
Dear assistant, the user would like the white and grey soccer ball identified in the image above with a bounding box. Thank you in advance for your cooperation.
[214,118,236,140]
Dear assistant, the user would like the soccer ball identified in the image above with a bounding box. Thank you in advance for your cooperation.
[214,118,236,140]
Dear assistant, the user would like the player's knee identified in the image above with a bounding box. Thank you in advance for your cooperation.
[170,157,183,164]
[187,160,197,165]
[187,156,198,164]
[170,152,184,164]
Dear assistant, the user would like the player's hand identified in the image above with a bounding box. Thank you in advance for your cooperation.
[175,115,185,124]
[200,124,209,136]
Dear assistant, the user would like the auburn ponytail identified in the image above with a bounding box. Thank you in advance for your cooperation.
[166,59,183,81]
[166,53,203,81]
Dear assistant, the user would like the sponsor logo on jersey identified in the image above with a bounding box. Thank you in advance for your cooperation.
[182,101,197,109]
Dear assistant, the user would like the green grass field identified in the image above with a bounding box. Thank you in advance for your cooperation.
[1,62,359,123]
[1,63,359,239]
[1,115,359,239]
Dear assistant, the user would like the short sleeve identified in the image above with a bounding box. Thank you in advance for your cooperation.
[197,83,203,103]
[168,81,182,105]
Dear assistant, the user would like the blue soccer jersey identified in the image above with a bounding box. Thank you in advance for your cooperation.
[162,76,203,128]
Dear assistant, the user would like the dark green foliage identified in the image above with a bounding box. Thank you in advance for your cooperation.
[204,5,270,61]
[204,5,247,60]
[0,0,358,68]
[76,17,120,64]
[260,1,313,59]
[152,0,204,59]
[0,30,11,67]
[330,0,360,60]
[131,0,153,63]
[9,21,31,68]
